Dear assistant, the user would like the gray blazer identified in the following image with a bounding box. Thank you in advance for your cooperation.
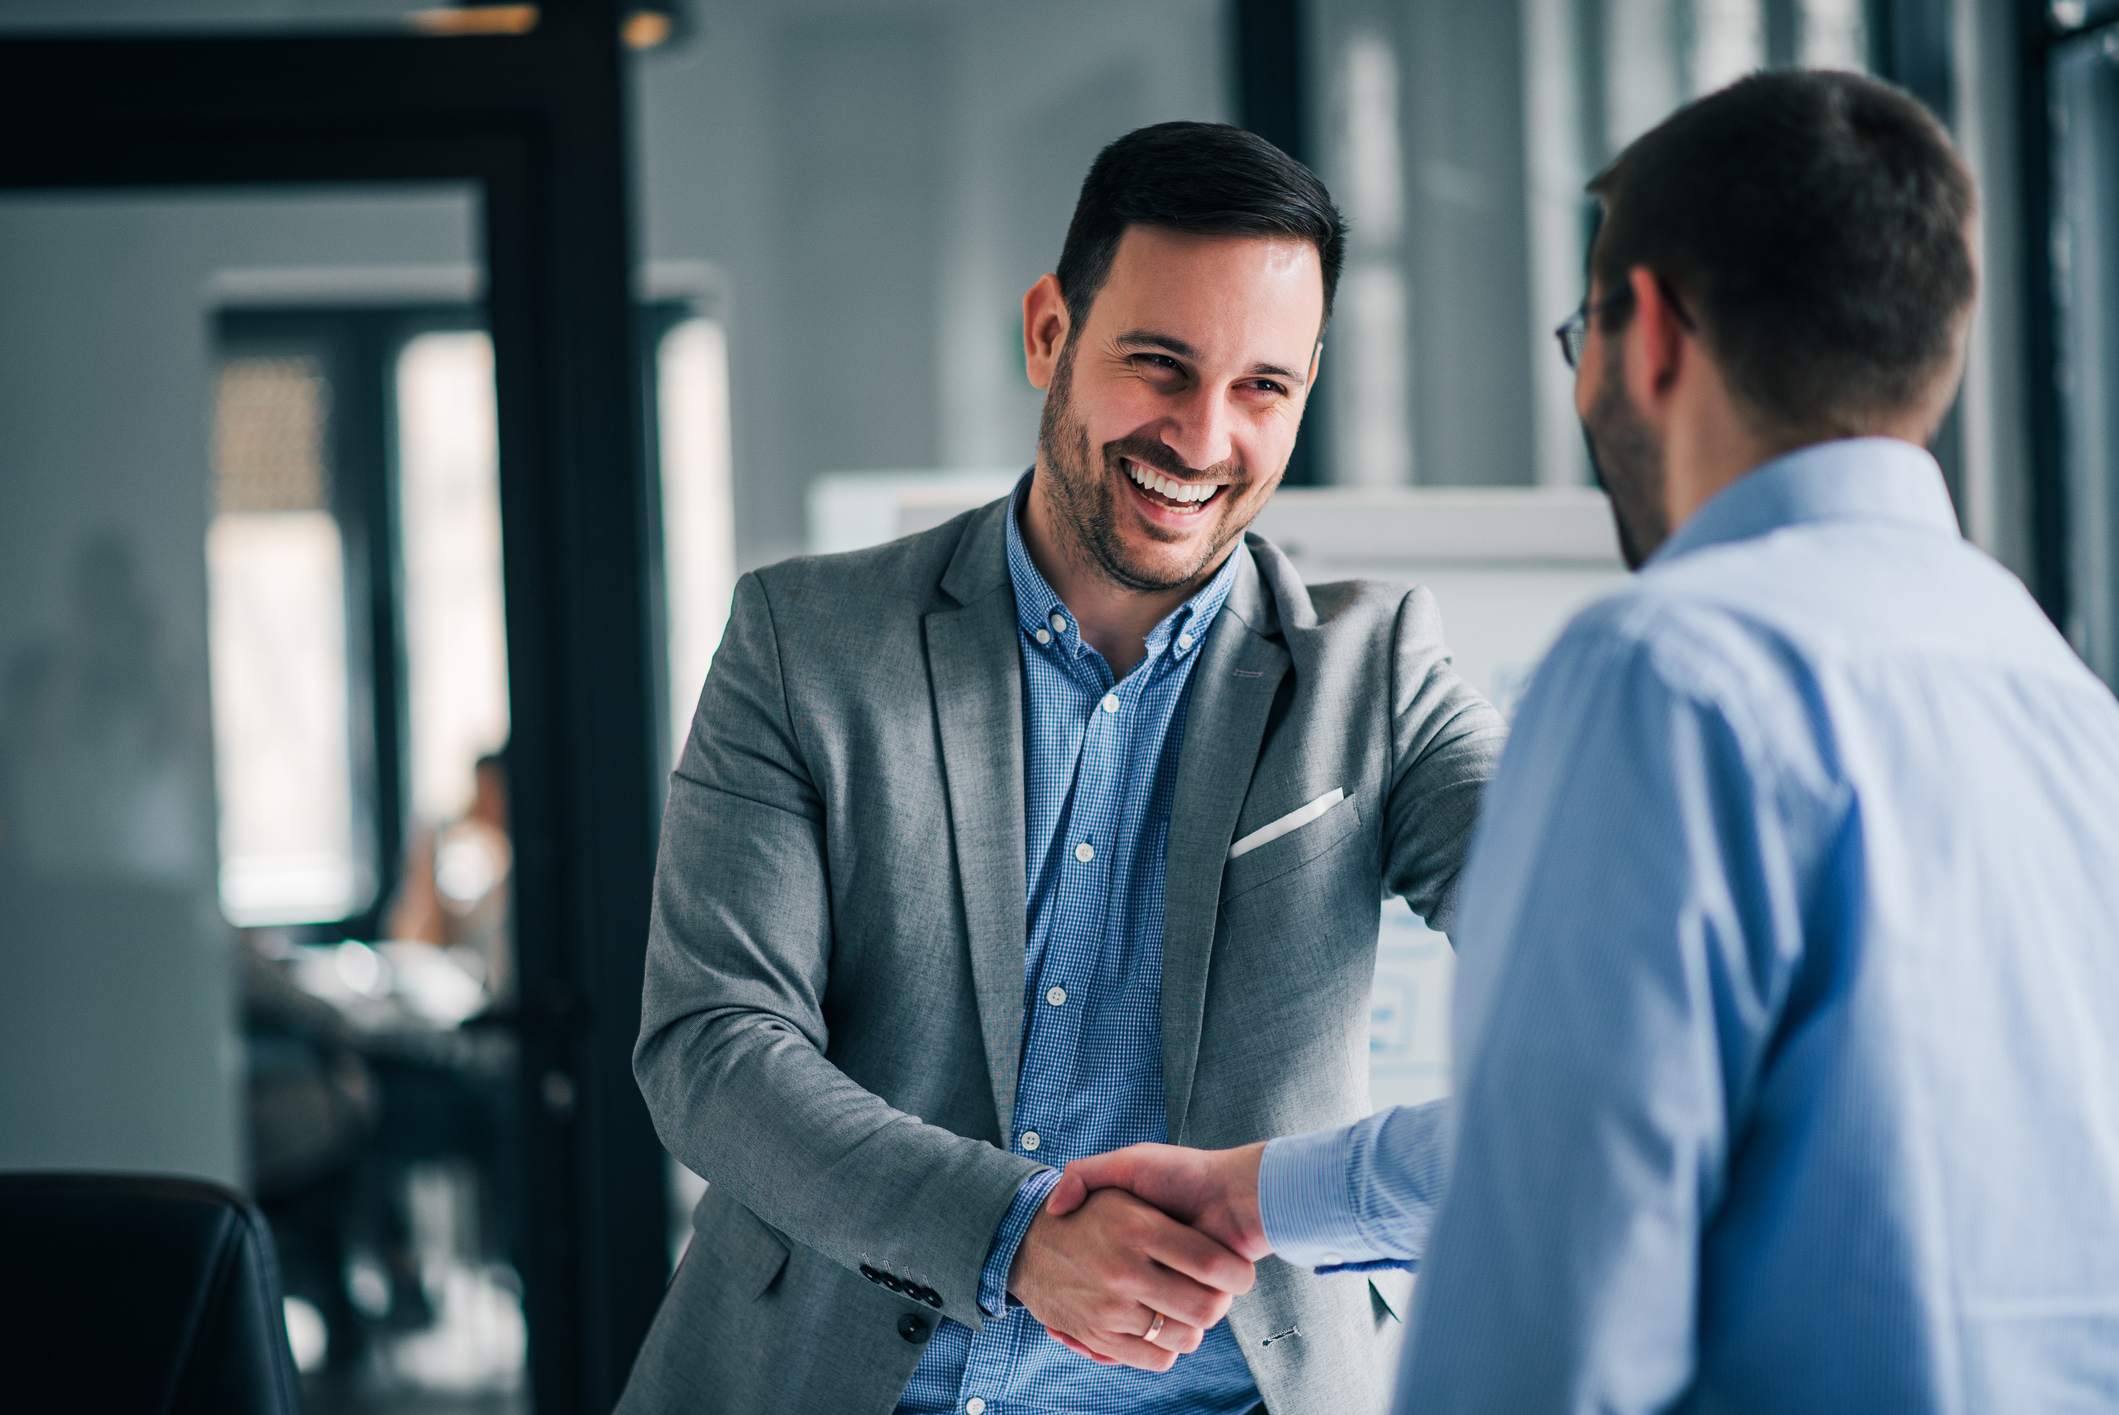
[619,494,1505,1414]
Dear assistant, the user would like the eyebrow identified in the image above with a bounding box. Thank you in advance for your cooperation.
[1113,328,1308,387]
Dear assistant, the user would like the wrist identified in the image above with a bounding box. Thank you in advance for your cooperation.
[1223,1142,1269,1258]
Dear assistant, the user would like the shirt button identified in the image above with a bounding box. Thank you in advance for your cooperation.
[966,1401,987,1415]
[1020,1131,1041,1152]
[1100,693,1120,713]
[1074,841,1094,864]
[1046,985,1067,1007]
[1034,627,1051,645]
[1322,1252,1345,1266]
[1178,632,1194,651]
[1049,612,1066,633]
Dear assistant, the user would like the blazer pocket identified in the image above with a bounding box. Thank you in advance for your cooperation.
[1220,792,1362,904]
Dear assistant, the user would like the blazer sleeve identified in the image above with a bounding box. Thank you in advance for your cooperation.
[633,570,1044,1329]
[1381,585,1509,937]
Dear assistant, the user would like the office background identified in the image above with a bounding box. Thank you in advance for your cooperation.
[0,2,2113,1412]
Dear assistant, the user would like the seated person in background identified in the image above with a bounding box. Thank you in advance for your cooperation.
[1052,69,2119,1413]
[386,747,513,1005]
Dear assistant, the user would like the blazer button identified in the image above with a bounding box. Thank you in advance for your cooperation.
[898,1313,932,1344]
[924,1291,944,1310]
[882,1274,906,1293]
[859,1265,880,1284]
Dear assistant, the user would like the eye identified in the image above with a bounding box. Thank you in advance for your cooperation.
[1243,378,1289,398]
[1131,353,1185,377]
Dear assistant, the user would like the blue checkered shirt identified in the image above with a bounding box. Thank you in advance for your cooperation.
[895,481,1259,1414]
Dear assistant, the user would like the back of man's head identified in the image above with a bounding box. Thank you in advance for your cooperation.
[1590,69,1978,444]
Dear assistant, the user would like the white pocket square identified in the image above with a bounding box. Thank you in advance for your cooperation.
[1228,788,1345,860]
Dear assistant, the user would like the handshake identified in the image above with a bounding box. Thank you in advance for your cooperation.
[1005,1141,1271,1372]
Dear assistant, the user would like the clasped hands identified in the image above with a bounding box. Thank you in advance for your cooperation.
[1005,1141,1269,1372]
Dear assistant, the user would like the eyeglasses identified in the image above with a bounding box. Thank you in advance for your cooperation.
[1555,289,1634,370]
[1554,282,1694,370]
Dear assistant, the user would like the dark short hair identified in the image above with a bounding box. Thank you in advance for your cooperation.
[1055,121,1347,334]
[1589,69,1977,438]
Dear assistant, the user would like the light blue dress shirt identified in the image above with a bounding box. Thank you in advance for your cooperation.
[1260,439,2119,1412]
[897,480,1258,1414]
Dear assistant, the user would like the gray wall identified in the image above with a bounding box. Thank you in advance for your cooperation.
[0,189,477,1182]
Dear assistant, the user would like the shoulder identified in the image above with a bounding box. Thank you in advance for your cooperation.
[1243,531,1452,650]
[1531,582,1838,801]
[747,500,993,627]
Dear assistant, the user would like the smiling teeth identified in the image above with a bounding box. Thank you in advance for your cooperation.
[1125,459,1219,504]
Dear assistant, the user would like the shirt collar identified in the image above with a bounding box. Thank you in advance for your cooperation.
[1650,437,1960,569]
[1004,470,1241,665]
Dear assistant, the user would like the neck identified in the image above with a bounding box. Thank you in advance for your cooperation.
[1020,463,1211,678]
[1661,399,1790,537]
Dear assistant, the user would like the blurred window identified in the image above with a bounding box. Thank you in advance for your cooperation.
[2053,24,2119,686]
[207,351,369,925]
[395,331,511,827]
[653,313,737,768]
[209,297,728,928]
[1304,0,1874,488]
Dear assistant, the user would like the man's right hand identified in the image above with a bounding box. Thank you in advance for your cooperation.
[1007,1186,1255,1373]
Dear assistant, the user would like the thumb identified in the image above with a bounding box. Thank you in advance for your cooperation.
[1046,1169,1088,1217]
[1047,1149,1140,1218]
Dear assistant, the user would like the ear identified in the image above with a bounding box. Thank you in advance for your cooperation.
[1022,273,1071,392]
[1622,264,1687,413]
[1305,340,1324,401]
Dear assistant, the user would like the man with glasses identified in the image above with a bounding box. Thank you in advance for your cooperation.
[1050,69,2119,1411]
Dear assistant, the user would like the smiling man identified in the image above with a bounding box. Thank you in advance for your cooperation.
[617,122,1505,1415]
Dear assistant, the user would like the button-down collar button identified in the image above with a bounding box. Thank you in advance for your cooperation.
[1100,693,1120,713]
[1046,985,1067,1007]
[1049,612,1067,633]
[1073,841,1094,864]
[898,1313,932,1344]
[1020,1130,1041,1152]
[1034,627,1051,645]
[1178,632,1195,651]
[966,1400,987,1415]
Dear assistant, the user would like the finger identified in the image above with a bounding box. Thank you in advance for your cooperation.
[1062,1147,1147,1199]
[1081,1328,1180,1374]
[1141,1213,1255,1297]
[1049,1329,1117,1364]
[1046,1170,1087,1218]
[1140,1308,1207,1356]
[1130,1266,1235,1332]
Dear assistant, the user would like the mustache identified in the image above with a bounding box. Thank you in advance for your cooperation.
[1103,433,1240,485]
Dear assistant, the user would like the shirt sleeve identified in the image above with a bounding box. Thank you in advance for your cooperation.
[1395,608,1820,1414]
[978,1166,1063,1317]
[1258,1101,1451,1272]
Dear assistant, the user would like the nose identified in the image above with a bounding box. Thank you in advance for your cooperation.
[1159,384,1234,475]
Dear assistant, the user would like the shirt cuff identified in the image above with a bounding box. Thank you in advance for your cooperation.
[1266,1117,1432,1278]
[978,1166,1062,1317]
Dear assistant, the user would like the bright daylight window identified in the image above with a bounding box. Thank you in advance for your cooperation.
[207,352,367,925]
[394,331,512,829]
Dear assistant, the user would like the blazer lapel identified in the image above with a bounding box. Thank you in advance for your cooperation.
[1162,549,1289,1143]
[925,503,1030,1140]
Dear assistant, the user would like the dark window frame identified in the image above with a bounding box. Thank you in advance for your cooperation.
[0,14,669,1410]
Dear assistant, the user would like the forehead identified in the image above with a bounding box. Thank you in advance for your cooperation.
[1087,225,1324,363]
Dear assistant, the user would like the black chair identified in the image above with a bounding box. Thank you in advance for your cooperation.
[0,1172,302,1414]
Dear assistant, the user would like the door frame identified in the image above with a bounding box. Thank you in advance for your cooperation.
[0,9,669,1410]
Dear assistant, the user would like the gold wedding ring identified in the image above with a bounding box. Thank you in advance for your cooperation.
[1143,1309,1167,1343]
